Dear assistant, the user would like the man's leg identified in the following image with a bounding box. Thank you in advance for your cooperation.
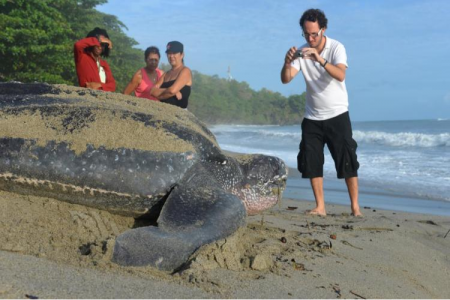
[324,112,361,216]
[345,177,361,216]
[309,177,326,215]
[298,118,325,215]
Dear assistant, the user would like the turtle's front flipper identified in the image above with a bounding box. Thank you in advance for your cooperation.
[112,164,246,272]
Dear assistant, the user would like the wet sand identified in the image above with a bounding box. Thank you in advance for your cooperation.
[1,190,449,299]
[285,168,450,217]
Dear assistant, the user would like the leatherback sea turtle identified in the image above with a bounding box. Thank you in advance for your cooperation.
[0,82,287,271]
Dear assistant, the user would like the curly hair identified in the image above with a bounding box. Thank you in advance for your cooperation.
[144,46,161,60]
[299,9,328,30]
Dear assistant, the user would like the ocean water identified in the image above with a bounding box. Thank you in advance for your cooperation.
[209,119,450,216]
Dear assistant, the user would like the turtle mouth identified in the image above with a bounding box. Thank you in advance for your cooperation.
[228,155,289,216]
[266,173,288,196]
[269,164,289,195]
[267,172,289,202]
[237,172,288,216]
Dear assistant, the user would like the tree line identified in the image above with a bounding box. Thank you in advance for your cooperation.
[0,0,305,125]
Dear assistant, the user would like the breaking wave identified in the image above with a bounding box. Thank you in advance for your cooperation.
[353,131,450,147]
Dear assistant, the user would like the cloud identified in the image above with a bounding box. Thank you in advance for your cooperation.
[444,92,450,104]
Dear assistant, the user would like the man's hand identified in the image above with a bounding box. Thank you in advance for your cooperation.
[86,82,102,89]
[300,47,326,65]
[284,46,298,65]
[301,47,346,81]
[281,46,300,84]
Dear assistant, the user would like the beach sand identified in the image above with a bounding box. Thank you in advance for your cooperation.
[1,189,449,299]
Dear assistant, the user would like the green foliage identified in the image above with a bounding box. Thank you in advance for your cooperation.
[0,0,74,83]
[0,0,304,124]
[189,71,305,125]
[0,0,142,91]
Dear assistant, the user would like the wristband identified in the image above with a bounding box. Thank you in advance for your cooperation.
[322,59,328,68]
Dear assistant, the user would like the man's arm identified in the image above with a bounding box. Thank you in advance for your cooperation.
[317,56,346,82]
[301,47,346,82]
[281,47,300,84]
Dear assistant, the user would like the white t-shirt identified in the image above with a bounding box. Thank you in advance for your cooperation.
[291,36,349,121]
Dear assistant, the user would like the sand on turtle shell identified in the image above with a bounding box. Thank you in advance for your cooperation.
[0,84,218,155]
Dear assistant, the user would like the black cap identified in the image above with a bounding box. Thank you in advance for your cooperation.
[165,41,183,53]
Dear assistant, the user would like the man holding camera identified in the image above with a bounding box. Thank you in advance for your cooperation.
[281,9,361,216]
[74,27,116,91]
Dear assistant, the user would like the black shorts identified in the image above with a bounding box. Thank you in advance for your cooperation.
[297,111,359,179]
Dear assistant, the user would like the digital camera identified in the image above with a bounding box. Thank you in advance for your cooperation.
[100,42,110,57]
[294,50,304,58]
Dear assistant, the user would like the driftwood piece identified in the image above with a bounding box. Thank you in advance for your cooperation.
[444,229,450,239]
[350,290,366,299]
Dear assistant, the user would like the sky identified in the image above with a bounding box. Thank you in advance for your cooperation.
[97,0,450,122]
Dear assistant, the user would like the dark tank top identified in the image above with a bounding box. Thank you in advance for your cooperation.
[160,80,191,109]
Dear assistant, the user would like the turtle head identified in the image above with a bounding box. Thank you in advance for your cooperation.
[232,154,288,215]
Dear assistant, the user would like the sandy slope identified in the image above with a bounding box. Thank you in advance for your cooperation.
[1,190,449,298]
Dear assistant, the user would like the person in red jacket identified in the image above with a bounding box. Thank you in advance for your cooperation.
[74,27,116,91]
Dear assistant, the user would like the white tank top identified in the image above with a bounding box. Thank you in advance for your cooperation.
[97,59,106,84]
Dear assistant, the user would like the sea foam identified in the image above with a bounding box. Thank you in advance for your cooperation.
[353,131,450,147]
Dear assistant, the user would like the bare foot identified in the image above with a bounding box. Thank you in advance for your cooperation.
[351,211,363,217]
[306,208,326,216]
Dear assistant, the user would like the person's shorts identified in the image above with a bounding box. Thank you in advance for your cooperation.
[297,111,359,179]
